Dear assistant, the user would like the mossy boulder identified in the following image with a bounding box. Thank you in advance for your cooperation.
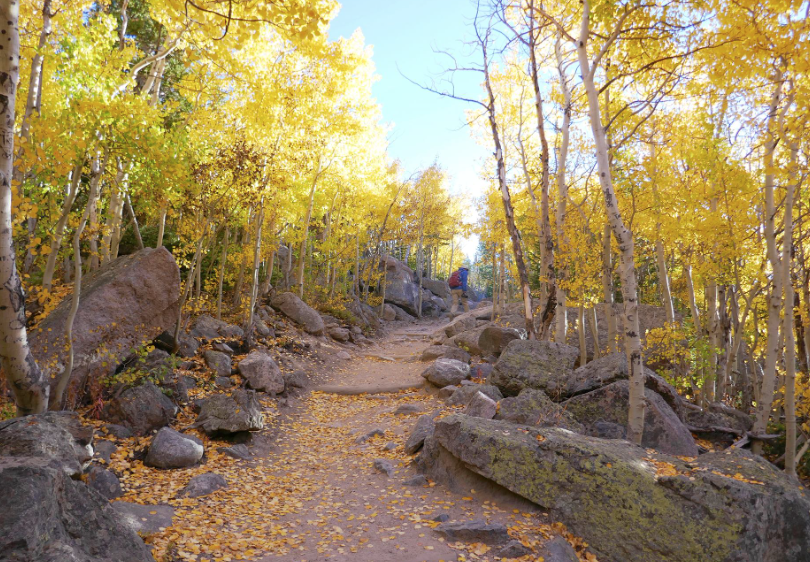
[565,352,684,419]
[427,414,810,562]
[496,388,583,433]
[562,380,698,457]
[488,340,579,398]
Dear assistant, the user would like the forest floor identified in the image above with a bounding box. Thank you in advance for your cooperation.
[92,318,593,562]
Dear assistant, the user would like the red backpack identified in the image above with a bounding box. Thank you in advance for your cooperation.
[448,270,462,288]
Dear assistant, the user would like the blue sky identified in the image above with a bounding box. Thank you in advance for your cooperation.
[329,0,488,259]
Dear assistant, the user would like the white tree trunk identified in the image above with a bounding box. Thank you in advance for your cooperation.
[216,226,229,320]
[752,76,785,454]
[554,33,571,345]
[0,3,49,414]
[577,0,645,444]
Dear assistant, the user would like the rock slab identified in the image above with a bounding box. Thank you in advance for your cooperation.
[429,414,810,562]
[271,292,325,335]
[30,247,180,407]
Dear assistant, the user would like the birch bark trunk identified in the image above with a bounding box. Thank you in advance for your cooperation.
[752,75,785,454]
[0,3,49,414]
[576,0,645,443]
[554,33,571,344]
[481,37,535,338]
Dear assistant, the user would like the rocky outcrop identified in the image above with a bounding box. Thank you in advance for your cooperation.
[0,414,153,562]
[565,352,684,419]
[562,380,698,457]
[30,247,180,407]
[421,358,471,388]
[271,292,326,335]
[426,414,810,562]
[488,340,579,398]
[421,278,451,300]
[238,351,285,394]
[0,411,94,477]
[192,390,264,435]
[101,382,176,436]
[380,256,420,316]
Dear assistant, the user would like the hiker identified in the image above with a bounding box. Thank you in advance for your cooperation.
[448,266,470,315]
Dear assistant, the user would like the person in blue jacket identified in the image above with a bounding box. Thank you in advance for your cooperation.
[448,266,470,315]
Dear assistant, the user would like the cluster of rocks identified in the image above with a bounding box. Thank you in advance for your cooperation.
[408,334,810,561]
[379,255,463,318]
[0,413,154,561]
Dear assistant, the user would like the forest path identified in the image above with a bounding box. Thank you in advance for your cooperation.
[129,319,563,562]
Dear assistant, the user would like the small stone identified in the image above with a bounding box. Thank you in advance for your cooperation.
[373,459,394,477]
[435,520,510,545]
[218,444,252,460]
[284,370,309,389]
[355,428,385,444]
[213,341,234,354]
[394,403,424,415]
[112,502,175,536]
[337,351,351,360]
[403,475,428,487]
[383,441,398,451]
[180,472,228,498]
[432,513,450,523]
[497,540,534,560]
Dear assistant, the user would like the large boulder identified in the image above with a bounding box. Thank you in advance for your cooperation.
[0,416,153,562]
[30,247,180,408]
[562,380,698,457]
[271,292,325,335]
[203,349,232,377]
[684,401,753,433]
[478,325,521,357]
[189,314,244,339]
[497,389,583,432]
[421,345,471,364]
[421,278,451,300]
[144,427,204,469]
[421,358,471,388]
[0,412,94,477]
[565,352,684,419]
[488,340,579,398]
[442,313,478,338]
[380,255,420,316]
[238,351,285,394]
[449,327,487,356]
[427,414,810,562]
[101,382,176,436]
[192,390,265,436]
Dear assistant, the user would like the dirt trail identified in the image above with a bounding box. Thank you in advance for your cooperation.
[108,320,579,562]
